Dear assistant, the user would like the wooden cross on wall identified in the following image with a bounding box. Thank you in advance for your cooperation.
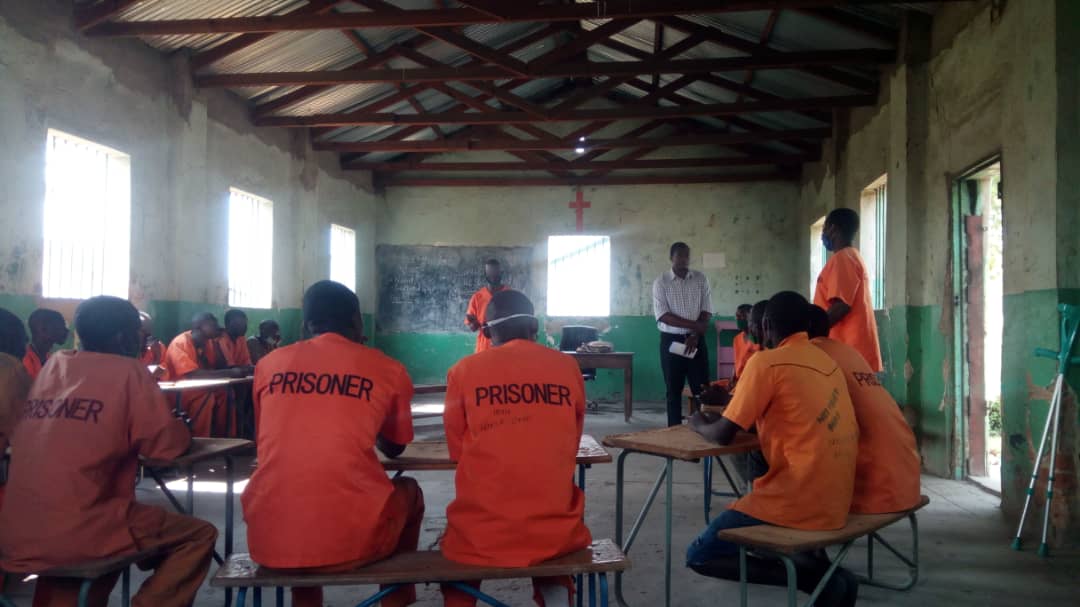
[568,189,591,232]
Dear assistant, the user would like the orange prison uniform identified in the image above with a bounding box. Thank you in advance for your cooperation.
[243,333,422,607]
[814,247,883,371]
[140,339,166,366]
[465,285,510,353]
[0,351,216,607]
[442,339,592,607]
[163,331,228,437]
[732,332,761,380]
[217,334,252,367]
[23,345,46,380]
[812,337,921,514]
[0,353,32,507]
[722,332,859,530]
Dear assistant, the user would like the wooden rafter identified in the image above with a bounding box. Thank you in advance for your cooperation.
[376,172,799,187]
[197,51,895,88]
[74,0,143,31]
[84,1,969,36]
[257,95,874,127]
[347,155,813,172]
[320,128,831,153]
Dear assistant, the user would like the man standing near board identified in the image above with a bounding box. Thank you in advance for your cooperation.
[465,259,510,352]
[653,242,713,427]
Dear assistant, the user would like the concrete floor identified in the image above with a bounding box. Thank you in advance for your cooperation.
[5,402,1078,606]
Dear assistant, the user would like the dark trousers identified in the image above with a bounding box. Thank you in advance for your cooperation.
[660,332,709,427]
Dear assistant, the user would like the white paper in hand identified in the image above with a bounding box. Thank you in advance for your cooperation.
[668,340,697,359]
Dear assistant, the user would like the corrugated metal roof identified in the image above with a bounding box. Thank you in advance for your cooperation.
[90,0,916,172]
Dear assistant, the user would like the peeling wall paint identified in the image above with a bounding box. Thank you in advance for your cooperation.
[0,3,377,340]
[798,0,1080,544]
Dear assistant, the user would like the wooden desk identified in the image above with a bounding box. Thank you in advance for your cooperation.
[602,426,760,607]
[379,434,612,472]
[413,384,448,395]
[565,352,634,422]
[158,377,254,438]
[143,437,254,595]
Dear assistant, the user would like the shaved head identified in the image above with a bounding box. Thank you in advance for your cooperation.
[304,280,363,341]
[0,308,27,359]
[484,290,537,346]
[763,291,811,347]
[75,296,141,356]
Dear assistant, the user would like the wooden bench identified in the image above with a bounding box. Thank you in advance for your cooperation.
[716,495,930,606]
[1,549,162,607]
[211,539,630,607]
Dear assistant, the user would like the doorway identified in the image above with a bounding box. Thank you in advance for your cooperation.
[952,158,1004,493]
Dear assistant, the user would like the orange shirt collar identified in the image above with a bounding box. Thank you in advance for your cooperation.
[776,332,810,349]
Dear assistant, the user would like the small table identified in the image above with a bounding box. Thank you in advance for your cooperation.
[412,384,448,395]
[159,377,254,437]
[379,434,612,489]
[143,437,254,607]
[602,426,760,607]
[565,352,634,422]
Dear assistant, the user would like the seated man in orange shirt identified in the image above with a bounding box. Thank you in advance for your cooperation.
[243,280,423,607]
[807,305,922,514]
[163,313,250,436]
[686,292,860,607]
[247,319,281,365]
[217,309,253,367]
[0,296,216,607]
[730,303,760,386]
[0,308,32,489]
[814,208,883,371]
[442,289,591,607]
[23,308,68,380]
[138,311,167,375]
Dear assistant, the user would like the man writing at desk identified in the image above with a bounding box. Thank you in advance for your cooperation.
[465,259,509,353]
[653,242,712,427]
[686,291,860,607]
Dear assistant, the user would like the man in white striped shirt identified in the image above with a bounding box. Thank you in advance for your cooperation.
[653,242,713,426]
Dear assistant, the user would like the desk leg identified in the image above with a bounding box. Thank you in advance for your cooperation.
[148,467,224,565]
[225,455,235,607]
[577,463,586,607]
[623,365,633,422]
[186,466,195,515]
[663,457,673,607]
[614,451,670,607]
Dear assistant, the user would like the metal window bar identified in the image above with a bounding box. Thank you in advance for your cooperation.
[872,184,887,310]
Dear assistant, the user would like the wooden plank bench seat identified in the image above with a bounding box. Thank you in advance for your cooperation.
[715,495,930,606]
[212,539,629,607]
[0,549,163,607]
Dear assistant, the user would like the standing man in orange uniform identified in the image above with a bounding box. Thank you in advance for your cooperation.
[465,259,510,353]
[814,208,883,371]
[163,313,249,436]
[686,292,859,606]
[807,305,921,514]
[244,281,423,607]
[0,296,217,607]
[442,290,591,607]
[23,309,68,380]
[730,304,760,386]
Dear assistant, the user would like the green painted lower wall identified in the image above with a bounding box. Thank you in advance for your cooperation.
[376,315,722,402]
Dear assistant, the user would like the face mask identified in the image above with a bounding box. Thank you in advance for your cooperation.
[486,276,502,287]
[736,319,749,332]
[821,233,834,252]
[746,333,757,345]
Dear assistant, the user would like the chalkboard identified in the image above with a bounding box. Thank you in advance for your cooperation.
[376,245,534,333]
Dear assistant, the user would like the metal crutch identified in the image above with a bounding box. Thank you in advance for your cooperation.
[1011,303,1080,556]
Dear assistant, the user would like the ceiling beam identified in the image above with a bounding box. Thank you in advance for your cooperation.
[74,0,143,31]
[259,95,874,127]
[197,50,895,87]
[794,8,898,45]
[85,1,970,36]
[527,19,642,70]
[189,0,346,70]
[319,128,831,153]
[656,16,879,91]
[376,172,799,187]
[348,155,813,172]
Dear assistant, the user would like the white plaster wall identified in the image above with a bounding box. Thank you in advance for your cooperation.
[0,3,378,314]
